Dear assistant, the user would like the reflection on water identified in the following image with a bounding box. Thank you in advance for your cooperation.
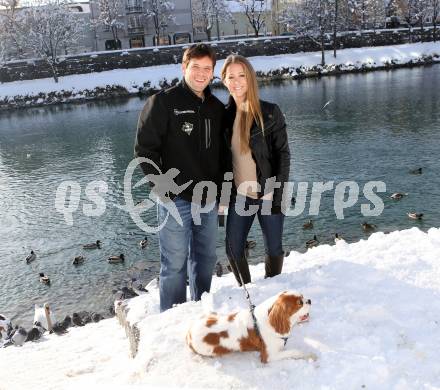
[0,66,439,327]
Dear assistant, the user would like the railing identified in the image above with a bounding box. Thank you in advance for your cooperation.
[126,5,143,13]
[128,26,144,34]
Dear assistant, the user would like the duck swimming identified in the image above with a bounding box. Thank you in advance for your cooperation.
[139,237,148,249]
[39,273,50,285]
[83,240,101,249]
[407,212,423,220]
[361,222,377,232]
[390,192,407,200]
[306,235,319,249]
[303,220,313,230]
[108,254,125,264]
[72,256,85,265]
[26,250,36,264]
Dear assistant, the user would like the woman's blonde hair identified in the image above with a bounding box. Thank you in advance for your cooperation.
[221,55,264,153]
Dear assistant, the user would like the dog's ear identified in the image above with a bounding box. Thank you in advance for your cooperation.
[268,295,291,334]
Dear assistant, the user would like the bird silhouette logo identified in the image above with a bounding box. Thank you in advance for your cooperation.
[117,158,192,232]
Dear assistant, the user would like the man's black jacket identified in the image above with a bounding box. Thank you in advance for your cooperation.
[134,80,226,203]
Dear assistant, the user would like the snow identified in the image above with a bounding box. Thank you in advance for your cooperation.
[1,227,440,389]
[1,41,438,103]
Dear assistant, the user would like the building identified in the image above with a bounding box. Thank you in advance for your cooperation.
[194,0,273,41]
[89,0,193,51]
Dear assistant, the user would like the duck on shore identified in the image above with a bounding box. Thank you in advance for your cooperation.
[83,240,101,249]
[39,273,50,285]
[11,326,27,346]
[108,254,125,264]
[26,250,36,264]
[334,233,345,243]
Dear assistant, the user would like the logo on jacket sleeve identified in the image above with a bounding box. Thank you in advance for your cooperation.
[182,122,194,135]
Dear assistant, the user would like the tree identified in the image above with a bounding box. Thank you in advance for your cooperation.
[398,0,421,42]
[192,0,231,41]
[2,0,85,82]
[0,0,25,61]
[281,0,334,65]
[90,0,125,48]
[144,0,175,45]
[332,0,339,58]
[368,0,387,30]
[347,0,386,32]
[412,0,430,39]
[430,0,439,41]
[239,0,267,37]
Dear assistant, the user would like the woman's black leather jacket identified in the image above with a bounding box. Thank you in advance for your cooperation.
[224,98,291,213]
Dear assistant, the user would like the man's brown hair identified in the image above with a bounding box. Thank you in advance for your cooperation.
[182,43,217,68]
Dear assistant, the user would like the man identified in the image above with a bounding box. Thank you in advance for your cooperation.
[134,44,225,312]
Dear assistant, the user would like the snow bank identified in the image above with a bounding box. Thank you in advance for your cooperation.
[0,42,439,110]
[1,227,440,389]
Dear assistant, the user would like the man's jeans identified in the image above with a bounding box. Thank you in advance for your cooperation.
[158,196,218,312]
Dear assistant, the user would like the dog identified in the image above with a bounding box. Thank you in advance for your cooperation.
[186,290,317,363]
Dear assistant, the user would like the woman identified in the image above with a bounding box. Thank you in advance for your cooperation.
[221,55,290,286]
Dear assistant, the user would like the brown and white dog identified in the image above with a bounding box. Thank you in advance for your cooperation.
[186,290,317,363]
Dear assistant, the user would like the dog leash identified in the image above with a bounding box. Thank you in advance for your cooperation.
[226,240,262,340]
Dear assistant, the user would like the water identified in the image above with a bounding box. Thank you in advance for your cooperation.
[1,65,439,327]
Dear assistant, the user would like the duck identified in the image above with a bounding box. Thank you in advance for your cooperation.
[129,278,147,296]
[39,273,50,285]
[11,326,27,346]
[407,212,423,220]
[306,235,319,249]
[390,192,407,200]
[108,254,125,264]
[26,250,36,264]
[245,240,256,249]
[72,255,85,265]
[303,220,313,230]
[83,240,101,249]
[409,167,422,175]
[139,237,148,249]
[334,233,345,243]
[361,222,377,232]
[215,262,223,277]
[72,313,84,327]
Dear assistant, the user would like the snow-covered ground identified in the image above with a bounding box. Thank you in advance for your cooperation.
[0,42,439,105]
[1,227,440,390]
